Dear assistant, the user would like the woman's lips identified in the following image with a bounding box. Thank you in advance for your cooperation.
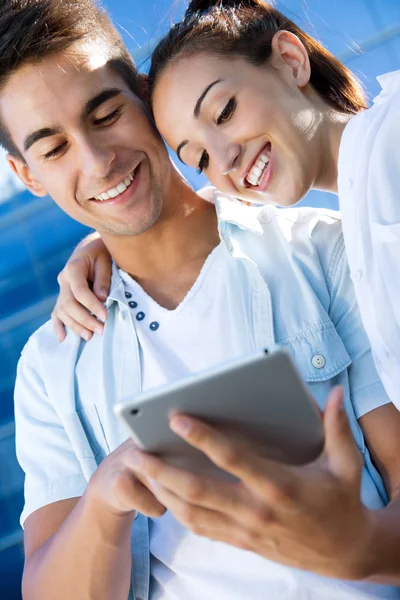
[243,142,273,192]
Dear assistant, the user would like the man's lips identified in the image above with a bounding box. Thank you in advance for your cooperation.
[88,162,142,205]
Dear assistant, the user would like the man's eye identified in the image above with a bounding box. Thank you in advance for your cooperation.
[94,107,122,125]
[216,97,236,125]
[44,141,68,160]
[196,150,209,175]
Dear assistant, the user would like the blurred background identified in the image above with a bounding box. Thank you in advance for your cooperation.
[0,0,399,597]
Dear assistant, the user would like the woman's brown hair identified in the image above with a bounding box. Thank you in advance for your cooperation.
[148,0,367,115]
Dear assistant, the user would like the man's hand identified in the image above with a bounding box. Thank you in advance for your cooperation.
[129,387,376,579]
[88,438,167,518]
[52,233,111,342]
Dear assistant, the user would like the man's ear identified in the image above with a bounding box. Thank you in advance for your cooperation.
[270,30,311,89]
[6,154,48,197]
[137,72,150,105]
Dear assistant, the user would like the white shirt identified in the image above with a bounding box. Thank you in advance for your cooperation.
[119,223,394,600]
[119,242,253,392]
[14,202,398,599]
[338,69,400,409]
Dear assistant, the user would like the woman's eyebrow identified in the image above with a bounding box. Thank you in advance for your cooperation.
[176,79,224,163]
[176,140,188,164]
[194,78,223,118]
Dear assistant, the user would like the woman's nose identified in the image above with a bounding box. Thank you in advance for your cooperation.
[208,135,241,175]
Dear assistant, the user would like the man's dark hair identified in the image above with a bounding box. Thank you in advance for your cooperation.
[0,0,138,158]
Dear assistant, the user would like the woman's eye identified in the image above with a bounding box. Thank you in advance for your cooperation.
[94,107,122,126]
[44,141,68,160]
[216,97,236,125]
[196,150,209,174]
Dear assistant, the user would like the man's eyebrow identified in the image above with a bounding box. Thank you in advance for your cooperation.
[176,140,188,164]
[23,88,123,153]
[24,127,62,153]
[194,78,223,118]
[81,88,123,121]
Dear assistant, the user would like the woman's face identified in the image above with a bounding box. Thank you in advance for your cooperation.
[152,50,325,206]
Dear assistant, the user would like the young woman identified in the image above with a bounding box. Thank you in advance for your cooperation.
[54,0,400,409]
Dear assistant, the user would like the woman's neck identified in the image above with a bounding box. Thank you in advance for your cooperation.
[313,107,355,194]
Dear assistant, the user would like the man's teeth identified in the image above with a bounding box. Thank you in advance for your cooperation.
[94,171,135,201]
[246,152,270,186]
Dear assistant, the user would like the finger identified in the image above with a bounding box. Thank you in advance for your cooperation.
[69,280,108,324]
[53,306,93,341]
[51,310,67,342]
[323,386,363,482]
[116,470,166,518]
[58,285,104,335]
[169,415,298,506]
[92,255,112,303]
[148,484,247,546]
[125,450,245,516]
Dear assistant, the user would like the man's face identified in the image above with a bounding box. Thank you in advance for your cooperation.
[1,45,171,236]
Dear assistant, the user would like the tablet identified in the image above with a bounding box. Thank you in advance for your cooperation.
[114,348,324,476]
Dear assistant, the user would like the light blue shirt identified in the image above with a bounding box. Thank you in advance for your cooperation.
[14,195,398,599]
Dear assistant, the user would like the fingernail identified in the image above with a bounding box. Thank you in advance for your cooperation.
[170,416,191,436]
[95,324,103,335]
[99,289,108,301]
[82,331,91,342]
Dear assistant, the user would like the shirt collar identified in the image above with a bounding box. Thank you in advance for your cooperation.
[374,69,400,103]
[214,189,274,235]
[104,261,127,308]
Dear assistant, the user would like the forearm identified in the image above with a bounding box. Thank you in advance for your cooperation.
[363,496,400,585]
[23,489,135,600]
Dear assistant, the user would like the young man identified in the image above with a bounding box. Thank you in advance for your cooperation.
[4,1,400,599]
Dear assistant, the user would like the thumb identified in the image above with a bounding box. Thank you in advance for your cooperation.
[92,254,112,302]
[322,386,362,482]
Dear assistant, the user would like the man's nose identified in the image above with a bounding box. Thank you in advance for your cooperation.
[79,138,116,179]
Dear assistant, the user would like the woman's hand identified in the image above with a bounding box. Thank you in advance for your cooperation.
[52,233,112,342]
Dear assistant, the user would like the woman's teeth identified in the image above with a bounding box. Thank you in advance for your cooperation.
[246,151,270,187]
[94,171,135,201]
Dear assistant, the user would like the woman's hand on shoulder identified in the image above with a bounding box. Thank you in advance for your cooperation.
[52,233,112,342]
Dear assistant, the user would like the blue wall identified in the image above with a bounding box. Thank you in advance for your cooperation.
[0,1,399,597]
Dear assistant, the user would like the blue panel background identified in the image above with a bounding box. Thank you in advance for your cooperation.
[0,1,398,597]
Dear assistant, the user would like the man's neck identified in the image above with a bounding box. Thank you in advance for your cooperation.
[102,177,220,309]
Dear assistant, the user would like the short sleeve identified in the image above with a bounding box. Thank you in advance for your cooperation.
[14,351,88,527]
[327,241,392,419]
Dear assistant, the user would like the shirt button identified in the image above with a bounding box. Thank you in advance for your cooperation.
[125,291,132,299]
[150,321,159,331]
[353,270,362,282]
[136,312,145,321]
[312,354,326,369]
[128,300,138,308]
